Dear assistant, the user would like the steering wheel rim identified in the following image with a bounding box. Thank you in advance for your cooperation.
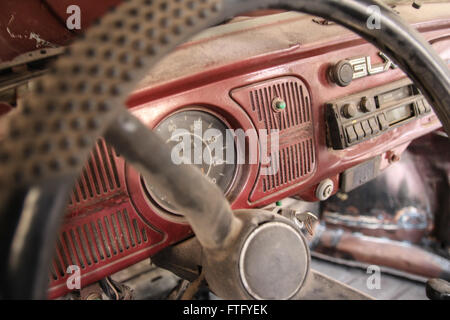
[0,0,448,299]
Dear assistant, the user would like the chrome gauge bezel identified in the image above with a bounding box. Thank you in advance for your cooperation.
[141,106,241,219]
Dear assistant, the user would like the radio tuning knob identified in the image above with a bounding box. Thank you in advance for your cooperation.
[360,97,375,112]
[342,103,357,118]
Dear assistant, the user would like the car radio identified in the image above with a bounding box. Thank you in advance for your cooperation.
[325,78,433,149]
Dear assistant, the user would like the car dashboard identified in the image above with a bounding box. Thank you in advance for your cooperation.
[44,5,449,298]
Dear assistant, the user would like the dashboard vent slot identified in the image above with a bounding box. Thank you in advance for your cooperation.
[50,208,160,281]
[68,140,122,207]
[231,76,316,202]
[247,79,311,130]
[262,138,315,192]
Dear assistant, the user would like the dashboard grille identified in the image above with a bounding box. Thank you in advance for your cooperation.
[68,140,122,207]
[262,138,315,192]
[49,206,164,283]
[231,76,316,202]
[249,80,311,130]
[49,140,168,298]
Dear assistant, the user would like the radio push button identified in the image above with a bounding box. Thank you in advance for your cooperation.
[368,117,380,134]
[377,114,388,130]
[354,122,365,140]
[416,99,426,114]
[423,99,432,113]
[345,126,357,143]
[361,120,372,135]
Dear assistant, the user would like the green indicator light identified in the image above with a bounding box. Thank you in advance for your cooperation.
[272,98,286,111]
[276,201,282,206]
[276,100,286,110]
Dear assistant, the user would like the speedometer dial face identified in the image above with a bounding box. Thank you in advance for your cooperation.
[144,110,237,215]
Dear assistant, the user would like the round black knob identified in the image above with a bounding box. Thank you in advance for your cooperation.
[412,1,422,9]
[329,60,353,87]
[342,103,357,118]
[360,97,375,112]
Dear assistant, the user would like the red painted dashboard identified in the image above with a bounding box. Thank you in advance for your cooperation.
[7,5,446,298]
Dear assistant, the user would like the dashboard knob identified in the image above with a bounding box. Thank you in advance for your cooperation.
[329,60,353,87]
[360,97,375,112]
[342,103,357,118]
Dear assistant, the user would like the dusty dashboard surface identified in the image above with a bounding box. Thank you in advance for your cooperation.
[0,1,448,300]
[35,5,448,298]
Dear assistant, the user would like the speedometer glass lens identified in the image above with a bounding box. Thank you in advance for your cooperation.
[143,110,237,215]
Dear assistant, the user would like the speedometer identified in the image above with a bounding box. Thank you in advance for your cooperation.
[143,109,237,215]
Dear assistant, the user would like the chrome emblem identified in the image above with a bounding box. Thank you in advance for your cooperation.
[348,52,397,79]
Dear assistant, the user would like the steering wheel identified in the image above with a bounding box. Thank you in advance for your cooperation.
[0,0,448,299]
